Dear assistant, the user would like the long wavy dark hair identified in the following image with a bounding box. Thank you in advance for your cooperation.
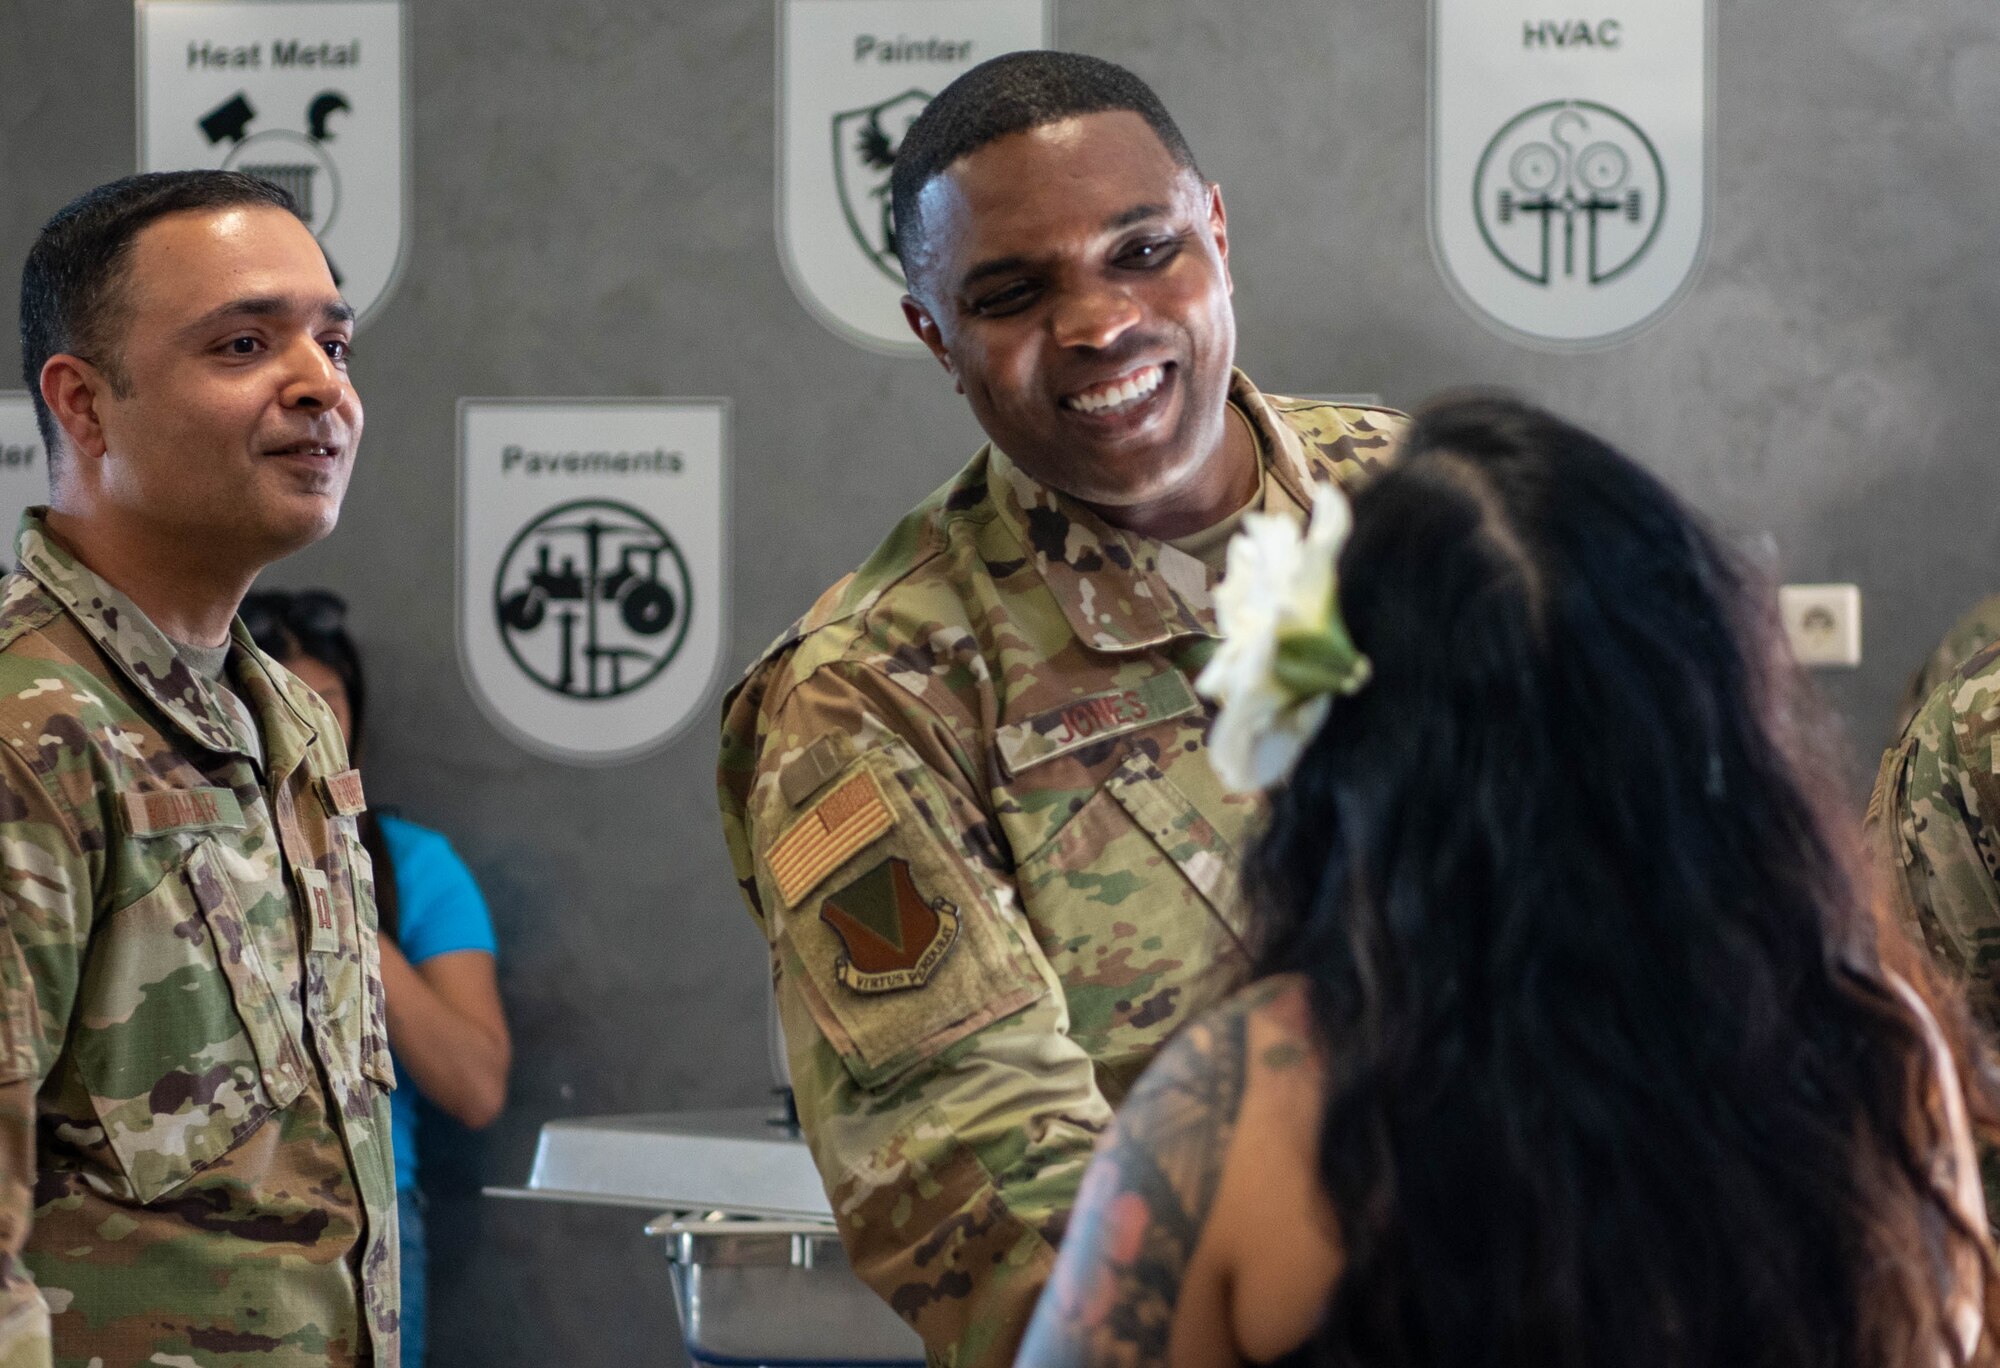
[1250,395,1994,1368]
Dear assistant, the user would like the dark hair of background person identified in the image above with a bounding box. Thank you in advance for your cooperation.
[1248,395,1997,1368]
[887,50,1202,290]
[18,170,303,456]
[242,588,400,940]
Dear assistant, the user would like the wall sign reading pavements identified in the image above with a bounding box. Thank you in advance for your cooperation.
[138,0,409,326]
[1430,0,1711,348]
[778,0,1052,354]
[458,399,729,766]
[0,397,47,570]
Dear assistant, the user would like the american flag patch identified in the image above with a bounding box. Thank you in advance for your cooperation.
[769,769,893,908]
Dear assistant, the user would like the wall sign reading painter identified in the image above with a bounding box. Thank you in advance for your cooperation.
[0,397,49,571]
[138,0,409,325]
[777,0,1052,353]
[1430,0,1712,347]
[459,400,729,765]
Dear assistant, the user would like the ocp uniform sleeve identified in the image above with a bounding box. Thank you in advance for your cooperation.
[722,660,1114,1368]
[0,740,94,1368]
[1872,674,2000,1027]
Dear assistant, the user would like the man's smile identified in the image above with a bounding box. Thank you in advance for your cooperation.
[1062,363,1167,416]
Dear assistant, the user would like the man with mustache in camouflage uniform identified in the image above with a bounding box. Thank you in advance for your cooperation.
[718,52,1403,1368]
[0,172,397,1368]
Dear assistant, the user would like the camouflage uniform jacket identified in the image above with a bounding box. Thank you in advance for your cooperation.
[718,373,1405,1368]
[1893,593,2000,740]
[0,514,398,1368]
[1873,637,2000,1034]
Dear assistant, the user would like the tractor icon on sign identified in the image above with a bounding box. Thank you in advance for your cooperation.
[493,499,691,700]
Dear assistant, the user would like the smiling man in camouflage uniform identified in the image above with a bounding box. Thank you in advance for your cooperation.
[718,53,1404,1368]
[0,172,396,1368]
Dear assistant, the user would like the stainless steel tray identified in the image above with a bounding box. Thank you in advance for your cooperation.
[488,1107,832,1219]
[491,1107,924,1366]
[650,1216,923,1367]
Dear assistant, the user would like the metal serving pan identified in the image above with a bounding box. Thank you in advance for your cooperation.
[491,1107,923,1366]
[648,1215,923,1367]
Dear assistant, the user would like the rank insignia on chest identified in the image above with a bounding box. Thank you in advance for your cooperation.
[298,868,339,954]
[820,857,960,994]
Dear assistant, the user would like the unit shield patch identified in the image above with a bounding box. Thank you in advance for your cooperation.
[820,856,960,993]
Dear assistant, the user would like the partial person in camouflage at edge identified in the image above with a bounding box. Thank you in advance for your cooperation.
[1874,633,2000,1034]
[0,173,397,1368]
[1891,593,2000,739]
[717,52,1405,1368]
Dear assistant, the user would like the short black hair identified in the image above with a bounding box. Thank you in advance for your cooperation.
[889,51,1201,289]
[19,170,303,456]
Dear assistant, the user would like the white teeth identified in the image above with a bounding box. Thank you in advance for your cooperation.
[1067,366,1163,415]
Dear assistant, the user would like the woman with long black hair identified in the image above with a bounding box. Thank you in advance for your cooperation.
[1019,396,1994,1368]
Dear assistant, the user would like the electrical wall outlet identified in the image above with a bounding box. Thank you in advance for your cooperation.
[1779,584,1862,667]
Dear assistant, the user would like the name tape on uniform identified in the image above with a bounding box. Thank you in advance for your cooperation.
[124,787,247,837]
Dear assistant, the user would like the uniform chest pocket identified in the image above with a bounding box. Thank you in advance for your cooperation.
[72,838,308,1204]
[296,814,395,1097]
[335,821,396,1093]
[1014,752,1255,1082]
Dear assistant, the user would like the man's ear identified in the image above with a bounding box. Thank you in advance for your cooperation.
[901,294,961,393]
[1207,181,1233,297]
[38,354,112,462]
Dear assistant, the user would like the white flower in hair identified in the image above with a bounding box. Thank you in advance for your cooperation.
[1196,481,1371,792]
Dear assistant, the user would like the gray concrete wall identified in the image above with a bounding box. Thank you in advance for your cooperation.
[2,0,1997,1363]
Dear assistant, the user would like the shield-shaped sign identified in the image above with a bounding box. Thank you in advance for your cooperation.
[1430,0,1712,348]
[137,1,409,326]
[0,397,50,571]
[458,399,730,766]
[777,0,1052,354]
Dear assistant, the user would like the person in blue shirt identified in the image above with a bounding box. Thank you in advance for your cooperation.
[244,589,511,1368]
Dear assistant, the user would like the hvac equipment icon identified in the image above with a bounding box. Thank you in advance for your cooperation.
[1474,100,1666,288]
[494,499,692,700]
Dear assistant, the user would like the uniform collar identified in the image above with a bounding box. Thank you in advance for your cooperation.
[986,370,1305,653]
[16,509,312,762]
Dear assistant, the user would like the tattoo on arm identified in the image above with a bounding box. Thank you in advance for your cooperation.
[1022,1001,1255,1368]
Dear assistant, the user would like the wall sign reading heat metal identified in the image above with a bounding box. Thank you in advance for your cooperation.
[458,399,729,765]
[138,0,409,326]
[1430,1,1712,347]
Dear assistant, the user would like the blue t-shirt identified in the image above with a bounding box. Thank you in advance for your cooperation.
[378,813,499,1192]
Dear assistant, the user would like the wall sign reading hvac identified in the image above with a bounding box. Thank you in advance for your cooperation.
[137,0,409,325]
[778,0,1052,354]
[0,397,48,571]
[1430,1,1711,347]
[458,400,729,765]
